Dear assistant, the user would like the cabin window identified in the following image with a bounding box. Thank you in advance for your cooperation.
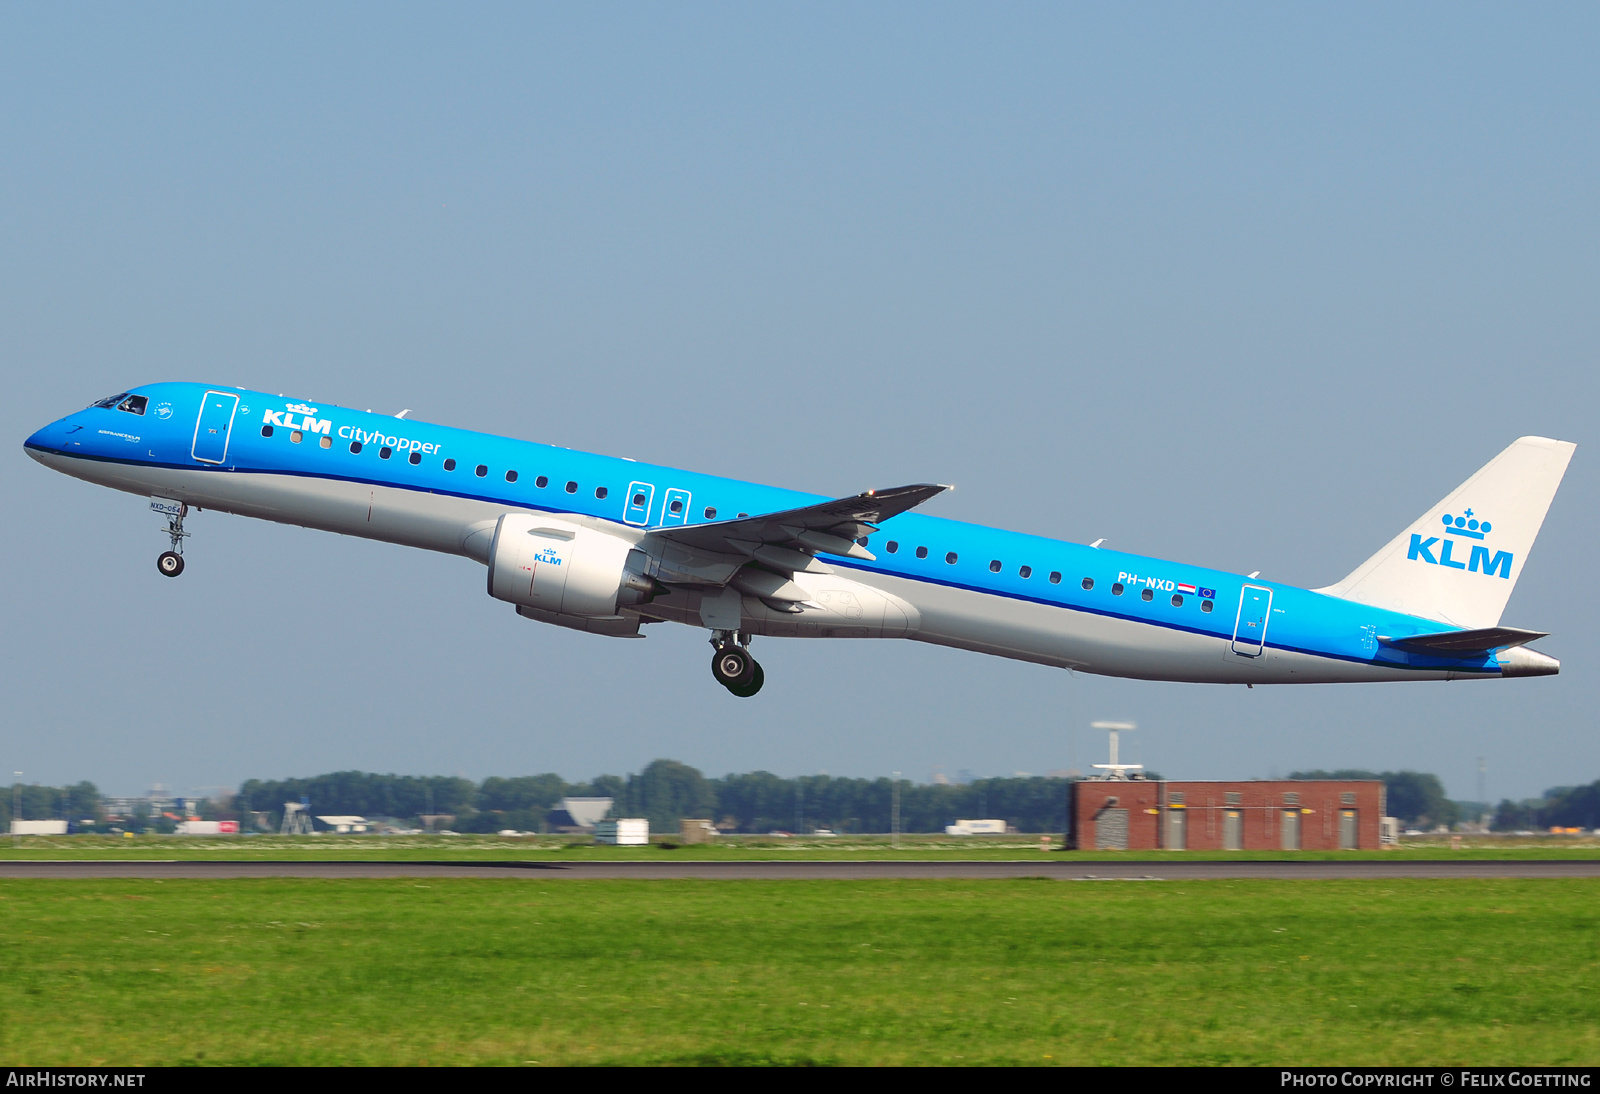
[669,499,683,513]
[320,435,332,449]
[1081,577,1093,590]
[1201,600,1214,613]
[737,513,748,518]
[886,541,899,554]
[409,451,421,465]
[475,465,487,477]
[595,486,608,499]
[379,446,392,459]
[633,492,647,506]
[704,506,716,519]
[1111,582,1124,596]
[535,475,548,488]
[858,537,870,547]
[261,425,274,438]
[915,546,928,559]
[1141,587,1154,602]
[116,395,148,415]
[564,481,577,494]
[349,441,362,454]
[944,552,957,564]
[290,430,303,444]
[1019,565,1031,578]
[1049,572,1061,584]
[989,560,1002,573]
[506,470,519,483]
[443,458,456,471]
[1171,593,1183,607]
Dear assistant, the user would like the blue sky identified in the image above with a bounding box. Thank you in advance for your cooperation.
[2,4,1596,801]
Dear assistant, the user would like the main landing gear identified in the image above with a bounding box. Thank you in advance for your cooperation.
[710,632,764,697]
[153,499,189,578]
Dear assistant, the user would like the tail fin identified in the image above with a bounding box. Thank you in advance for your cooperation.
[1314,436,1575,628]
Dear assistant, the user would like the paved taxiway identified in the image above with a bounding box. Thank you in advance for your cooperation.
[2,860,1597,880]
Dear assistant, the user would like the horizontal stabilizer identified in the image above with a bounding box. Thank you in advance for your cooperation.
[1379,627,1548,654]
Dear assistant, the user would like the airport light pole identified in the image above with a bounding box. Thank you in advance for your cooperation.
[891,771,901,850]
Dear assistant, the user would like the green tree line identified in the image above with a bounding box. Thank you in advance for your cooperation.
[1,782,103,830]
[1492,783,1600,831]
[233,761,1077,834]
[33,766,1596,836]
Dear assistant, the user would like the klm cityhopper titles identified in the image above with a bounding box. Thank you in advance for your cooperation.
[25,383,1573,696]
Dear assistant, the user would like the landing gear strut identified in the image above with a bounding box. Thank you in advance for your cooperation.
[710,631,764,697]
[153,499,189,578]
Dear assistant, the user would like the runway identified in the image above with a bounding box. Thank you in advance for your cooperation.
[2,859,1598,880]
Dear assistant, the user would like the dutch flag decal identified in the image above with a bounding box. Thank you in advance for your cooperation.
[1177,583,1196,595]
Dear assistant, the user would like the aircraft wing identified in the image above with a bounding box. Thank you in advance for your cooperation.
[644,483,947,604]
[1379,626,1549,654]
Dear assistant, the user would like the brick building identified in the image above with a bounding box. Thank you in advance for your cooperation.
[1070,780,1384,851]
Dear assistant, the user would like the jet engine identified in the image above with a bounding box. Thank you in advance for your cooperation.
[487,514,658,618]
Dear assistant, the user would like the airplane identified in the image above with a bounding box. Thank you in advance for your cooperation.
[24,383,1574,696]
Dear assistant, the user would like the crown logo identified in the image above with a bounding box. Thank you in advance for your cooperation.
[1441,509,1491,540]
[286,402,318,415]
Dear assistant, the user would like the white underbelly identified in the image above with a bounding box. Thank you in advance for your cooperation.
[845,570,1453,685]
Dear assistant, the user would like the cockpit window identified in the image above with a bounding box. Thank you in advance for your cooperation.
[91,393,128,409]
[116,395,148,416]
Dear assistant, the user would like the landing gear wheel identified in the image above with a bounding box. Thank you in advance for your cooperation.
[157,551,185,577]
[711,645,756,687]
[726,662,765,698]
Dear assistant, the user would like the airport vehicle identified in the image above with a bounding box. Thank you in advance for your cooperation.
[25,384,1573,695]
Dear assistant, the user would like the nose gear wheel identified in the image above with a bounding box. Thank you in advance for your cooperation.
[153,499,190,577]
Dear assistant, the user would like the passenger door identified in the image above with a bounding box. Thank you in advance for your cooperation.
[1231,585,1273,656]
[191,391,240,465]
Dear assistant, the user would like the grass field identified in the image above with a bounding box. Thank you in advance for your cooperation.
[2,877,1597,1065]
[2,833,1599,861]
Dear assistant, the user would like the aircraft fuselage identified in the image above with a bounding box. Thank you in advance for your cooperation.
[25,382,1565,691]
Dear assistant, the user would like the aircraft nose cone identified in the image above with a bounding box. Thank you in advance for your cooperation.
[23,416,81,462]
[24,424,59,459]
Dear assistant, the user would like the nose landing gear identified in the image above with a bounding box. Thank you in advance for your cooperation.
[152,498,188,578]
[710,632,764,697]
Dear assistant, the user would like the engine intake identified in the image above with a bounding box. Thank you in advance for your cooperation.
[487,514,656,617]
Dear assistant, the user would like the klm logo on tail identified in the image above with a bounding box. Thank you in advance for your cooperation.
[1407,510,1512,578]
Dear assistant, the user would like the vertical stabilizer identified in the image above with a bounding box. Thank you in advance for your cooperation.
[1314,437,1575,628]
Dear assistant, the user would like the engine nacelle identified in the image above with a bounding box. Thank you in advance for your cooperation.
[487,514,655,617]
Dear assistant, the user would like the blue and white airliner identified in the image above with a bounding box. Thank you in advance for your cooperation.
[25,383,1574,696]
